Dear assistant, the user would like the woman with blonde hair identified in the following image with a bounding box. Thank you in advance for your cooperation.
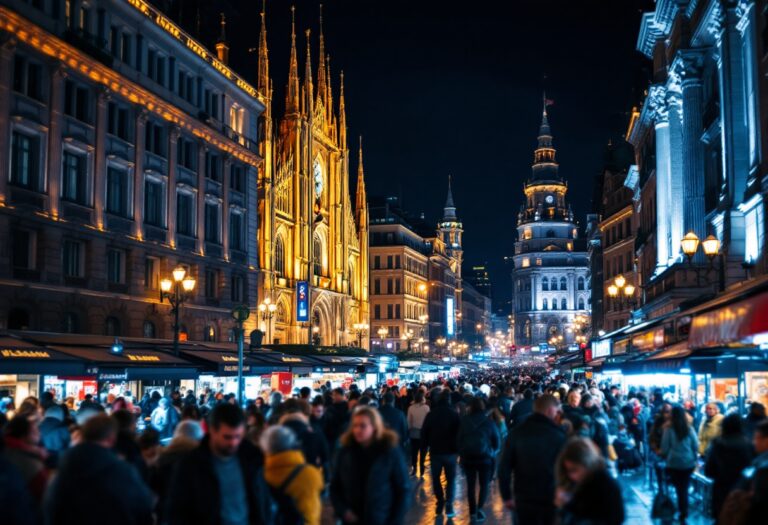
[330,406,411,525]
[555,437,624,525]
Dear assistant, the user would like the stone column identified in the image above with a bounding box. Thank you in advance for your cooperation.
[649,86,671,271]
[222,156,231,260]
[667,91,685,264]
[93,89,109,230]
[47,64,66,219]
[196,143,207,254]
[166,126,180,247]
[133,111,147,239]
[0,39,15,205]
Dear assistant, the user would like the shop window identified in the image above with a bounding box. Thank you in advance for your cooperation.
[143,320,156,339]
[204,325,216,342]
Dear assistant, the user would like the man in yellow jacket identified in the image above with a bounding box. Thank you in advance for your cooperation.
[261,425,324,525]
[698,402,724,456]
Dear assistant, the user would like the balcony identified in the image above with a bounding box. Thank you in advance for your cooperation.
[63,29,112,67]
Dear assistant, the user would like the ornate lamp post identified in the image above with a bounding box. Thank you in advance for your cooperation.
[258,297,277,344]
[436,336,447,357]
[352,322,369,348]
[401,328,415,352]
[160,265,196,356]
[606,274,636,312]
[681,231,726,291]
[231,304,250,406]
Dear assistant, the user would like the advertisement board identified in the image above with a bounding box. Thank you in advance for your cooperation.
[296,281,309,322]
[446,297,455,336]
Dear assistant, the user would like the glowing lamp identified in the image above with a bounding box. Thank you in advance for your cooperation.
[172,266,187,282]
[614,274,626,288]
[624,284,636,297]
[182,276,196,292]
[607,284,619,298]
[160,279,173,293]
[680,231,700,258]
[702,235,720,258]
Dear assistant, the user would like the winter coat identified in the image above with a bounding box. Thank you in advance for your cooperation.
[0,455,37,525]
[263,450,324,525]
[165,436,273,525]
[378,404,409,447]
[44,442,153,525]
[151,437,199,525]
[508,397,533,427]
[457,412,500,465]
[38,416,70,463]
[406,402,430,439]
[421,403,461,455]
[704,435,754,519]
[3,437,49,503]
[498,413,567,508]
[330,432,411,525]
[323,401,350,447]
[559,468,625,525]
[280,413,330,476]
[698,413,724,456]
[660,426,699,470]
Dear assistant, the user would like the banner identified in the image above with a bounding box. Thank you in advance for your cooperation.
[297,281,309,322]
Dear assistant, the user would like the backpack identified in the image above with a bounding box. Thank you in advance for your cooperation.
[270,464,306,525]
[460,418,491,459]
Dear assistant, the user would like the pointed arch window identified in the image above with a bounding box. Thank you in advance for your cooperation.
[313,234,323,276]
[274,236,285,277]
[276,302,287,324]
[577,276,585,290]
[560,277,567,290]
[578,297,585,310]
[542,277,549,291]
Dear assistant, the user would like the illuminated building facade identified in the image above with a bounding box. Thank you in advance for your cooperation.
[0,0,262,340]
[511,101,590,348]
[256,6,369,347]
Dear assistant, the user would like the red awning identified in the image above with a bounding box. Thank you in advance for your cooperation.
[689,290,768,348]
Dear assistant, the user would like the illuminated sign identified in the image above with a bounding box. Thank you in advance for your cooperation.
[281,357,302,363]
[446,297,455,336]
[221,355,238,362]
[126,354,160,362]
[1,349,50,358]
[297,281,310,322]
[124,0,259,100]
[592,339,611,358]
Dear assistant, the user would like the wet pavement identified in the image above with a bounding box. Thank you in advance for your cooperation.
[322,456,714,524]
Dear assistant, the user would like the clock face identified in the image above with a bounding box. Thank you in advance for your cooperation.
[313,162,323,198]
[545,195,554,204]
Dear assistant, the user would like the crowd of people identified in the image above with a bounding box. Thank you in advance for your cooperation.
[1,368,767,525]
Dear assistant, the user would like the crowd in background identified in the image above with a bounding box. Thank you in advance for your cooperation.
[0,367,767,525]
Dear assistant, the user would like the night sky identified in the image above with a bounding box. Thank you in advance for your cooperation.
[182,0,654,312]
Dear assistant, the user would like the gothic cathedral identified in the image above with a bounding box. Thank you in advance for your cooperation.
[256,7,369,347]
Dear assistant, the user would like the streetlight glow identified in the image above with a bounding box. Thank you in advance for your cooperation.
[172,266,187,282]
[702,234,720,257]
[681,231,700,258]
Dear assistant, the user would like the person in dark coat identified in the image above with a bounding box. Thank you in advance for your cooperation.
[165,403,273,525]
[152,421,203,525]
[421,389,461,518]
[457,396,500,522]
[0,454,37,525]
[743,402,766,440]
[330,405,411,525]
[508,388,534,428]
[38,404,70,468]
[43,414,153,525]
[111,409,148,481]
[555,437,624,525]
[279,408,330,479]
[499,394,567,525]
[324,388,350,450]
[378,392,409,448]
[704,413,754,522]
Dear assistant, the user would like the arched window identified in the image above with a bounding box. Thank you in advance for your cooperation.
[313,234,323,276]
[228,328,236,342]
[560,277,567,290]
[204,325,216,342]
[143,321,156,338]
[105,316,121,336]
[63,312,79,333]
[561,298,567,310]
[542,277,549,291]
[578,298,585,310]
[577,276,585,290]
[542,298,548,310]
[552,300,557,310]
[274,236,285,276]
[7,308,30,330]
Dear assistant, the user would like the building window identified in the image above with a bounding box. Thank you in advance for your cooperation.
[387,279,393,294]
[7,308,31,330]
[10,131,40,190]
[11,229,36,270]
[205,152,222,182]
[561,298,567,310]
[143,320,156,338]
[145,257,159,290]
[387,304,393,319]
[176,192,194,236]
[106,248,124,284]
[62,312,79,334]
[230,164,245,192]
[13,55,43,101]
[521,258,530,268]
[204,202,220,243]
[542,298,548,310]
[374,256,380,269]
[313,235,323,276]
[552,300,557,310]
[63,80,90,123]
[107,102,132,141]
[231,274,244,302]
[62,151,88,205]
[144,180,164,227]
[230,211,244,251]
[145,121,166,157]
[374,279,380,294]
[578,298,585,310]
[177,138,197,170]
[62,240,84,277]
[105,316,121,336]
[274,237,285,276]
[577,276,585,290]
[374,305,381,320]
[542,277,549,291]
[106,167,129,216]
[560,277,567,290]
[204,325,216,342]
[205,268,218,300]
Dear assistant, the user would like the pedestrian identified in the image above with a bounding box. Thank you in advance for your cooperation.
[499,394,567,525]
[324,388,350,450]
[457,396,500,522]
[508,388,534,428]
[150,397,178,441]
[406,390,430,477]
[2,415,49,506]
[660,405,699,523]
[37,404,70,468]
[330,405,411,525]
[743,402,765,441]
[261,425,324,525]
[698,402,724,456]
[44,414,153,525]
[704,413,753,522]
[166,403,273,525]
[554,437,624,525]
[746,419,768,521]
[112,409,148,480]
[378,392,409,448]
[421,389,461,518]
[278,399,330,476]
[0,453,37,525]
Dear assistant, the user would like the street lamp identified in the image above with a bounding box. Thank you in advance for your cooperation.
[680,231,726,291]
[352,322,369,348]
[231,304,250,406]
[311,325,321,346]
[160,265,196,355]
[436,336,446,356]
[377,326,388,343]
[605,274,635,312]
[258,297,277,344]
[680,231,701,263]
[401,329,415,352]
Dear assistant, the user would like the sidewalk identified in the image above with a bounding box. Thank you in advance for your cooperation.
[619,469,712,525]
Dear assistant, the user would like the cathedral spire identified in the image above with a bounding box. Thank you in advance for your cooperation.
[316,4,327,109]
[304,29,313,115]
[339,70,347,146]
[531,93,560,181]
[356,136,367,217]
[285,6,300,115]
[215,13,229,64]
[257,0,269,96]
[443,175,457,220]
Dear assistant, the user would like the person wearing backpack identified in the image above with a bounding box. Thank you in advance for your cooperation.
[261,425,323,525]
[406,390,430,477]
[457,396,500,522]
[660,405,699,524]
